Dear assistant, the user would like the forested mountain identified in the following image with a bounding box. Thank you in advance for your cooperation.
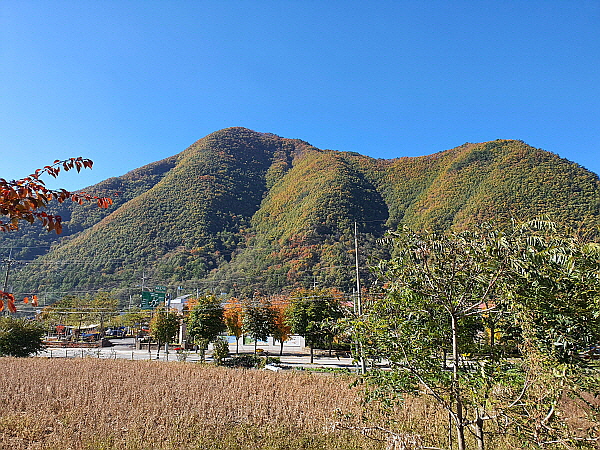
[2,127,599,302]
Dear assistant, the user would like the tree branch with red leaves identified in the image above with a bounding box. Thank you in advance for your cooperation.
[0,158,112,312]
[0,157,112,234]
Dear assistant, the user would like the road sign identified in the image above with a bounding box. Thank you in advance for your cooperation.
[140,287,167,310]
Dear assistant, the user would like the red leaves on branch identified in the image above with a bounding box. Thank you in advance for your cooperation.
[0,293,40,314]
[0,291,17,313]
[22,295,38,307]
[0,157,113,234]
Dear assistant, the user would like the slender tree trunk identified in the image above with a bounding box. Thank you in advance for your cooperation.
[236,336,239,355]
[451,314,466,450]
[310,344,314,364]
[475,409,485,450]
[455,399,466,450]
[448,411,453,450]
[280,340,284,356]
[156,340,161,359]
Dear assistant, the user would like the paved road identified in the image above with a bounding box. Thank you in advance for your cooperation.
[38,338,358,371]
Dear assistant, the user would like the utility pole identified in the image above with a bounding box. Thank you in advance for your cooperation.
[2,248,14,294]
[141,270,148,293]
[354,222,367,374]
[2,249,15,316]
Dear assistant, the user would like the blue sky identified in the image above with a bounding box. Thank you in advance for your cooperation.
[2,0,599,191]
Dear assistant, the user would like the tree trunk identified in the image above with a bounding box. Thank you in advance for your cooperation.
[474,409,485,450]
[448,411,453,450]
[156,340,161,359]
[280,340,284,356]
[455,401,466,450]
[310,344,314,364]
[451,314,466,450]
[236,337,239,355]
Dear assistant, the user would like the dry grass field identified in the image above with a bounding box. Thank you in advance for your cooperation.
[2,357,594,450]
[0,357,446,450]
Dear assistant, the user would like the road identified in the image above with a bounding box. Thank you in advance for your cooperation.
[37,338,358,371]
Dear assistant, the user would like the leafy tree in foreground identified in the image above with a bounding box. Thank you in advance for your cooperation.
[271,295,292,356]
[286,288,344,363]
[0,158,112,233]
[356,220,600,450]
[0,317,45,357]
[212,337,230,365]
[224,297,243,354]
[149,308,179,359]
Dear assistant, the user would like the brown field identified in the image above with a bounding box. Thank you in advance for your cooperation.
[0,357,437,449]
[2,357,593,450]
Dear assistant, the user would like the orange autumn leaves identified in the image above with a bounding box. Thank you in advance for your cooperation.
[223,294,291,345]
[0,293,38,313]
[0,157,112,234]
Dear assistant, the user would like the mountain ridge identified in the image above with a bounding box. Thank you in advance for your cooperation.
[3,127,599,301]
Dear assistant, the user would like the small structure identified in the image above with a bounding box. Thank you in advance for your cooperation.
[169,294,193,313]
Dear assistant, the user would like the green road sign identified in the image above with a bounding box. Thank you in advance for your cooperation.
[141,287,166,310]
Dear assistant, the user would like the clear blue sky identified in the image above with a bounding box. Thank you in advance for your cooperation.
[2,0,599,191]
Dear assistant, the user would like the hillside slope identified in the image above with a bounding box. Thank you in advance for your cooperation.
[3,128,599,301]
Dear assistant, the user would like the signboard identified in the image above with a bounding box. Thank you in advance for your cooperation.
[140,286,167,310]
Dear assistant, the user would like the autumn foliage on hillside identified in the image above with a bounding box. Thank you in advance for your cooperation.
[2,129,600,297]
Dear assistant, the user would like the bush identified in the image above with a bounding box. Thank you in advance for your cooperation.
[0,317,45,357]
[224,354,265,369]
[212,337,229,365]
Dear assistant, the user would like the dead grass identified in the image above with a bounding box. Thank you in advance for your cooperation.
[2,358,593,449]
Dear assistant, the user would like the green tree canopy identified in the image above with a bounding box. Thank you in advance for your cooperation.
[242,295,276,351]
[286,288,344,363]
[149,308,179,357]
[357,220,600,450]
[186,294,226,345]
[0,317,45,357]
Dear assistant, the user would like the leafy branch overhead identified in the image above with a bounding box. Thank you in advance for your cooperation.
[0,157,112,312]
[0,157,113,234]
